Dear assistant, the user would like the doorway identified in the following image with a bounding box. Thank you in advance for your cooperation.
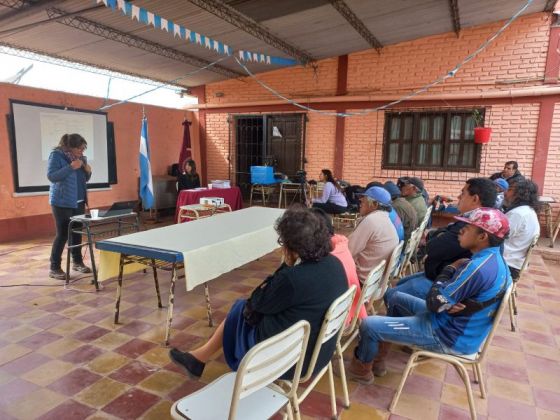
[233,114,306,198]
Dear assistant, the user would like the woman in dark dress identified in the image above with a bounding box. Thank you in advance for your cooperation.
[169,206,348,379]
[177,159,201,191]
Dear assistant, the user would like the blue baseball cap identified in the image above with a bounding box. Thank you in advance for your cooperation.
[383,181,401,199]
[359,186,392,205]
[493,178,509,191]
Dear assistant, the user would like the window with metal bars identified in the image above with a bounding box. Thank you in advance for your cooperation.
[382,109,484,171]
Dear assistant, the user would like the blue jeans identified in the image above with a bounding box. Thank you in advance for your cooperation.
[388,272,433,301]
[356,290,449,363]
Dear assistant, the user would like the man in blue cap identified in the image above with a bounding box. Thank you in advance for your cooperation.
[348,186,400,285]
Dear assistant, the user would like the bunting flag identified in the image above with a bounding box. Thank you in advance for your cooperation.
[139,117,154,210]
[94,0,297,67]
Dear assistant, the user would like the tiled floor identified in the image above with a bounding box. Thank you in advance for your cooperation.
[0,229,559,419]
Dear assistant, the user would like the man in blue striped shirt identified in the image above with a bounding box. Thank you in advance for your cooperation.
[341,208,512,384]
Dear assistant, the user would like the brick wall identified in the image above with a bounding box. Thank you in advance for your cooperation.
[543,103,560,220]
[201,12,555,204]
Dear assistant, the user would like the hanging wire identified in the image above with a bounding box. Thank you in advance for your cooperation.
[232,0,534,118]
[98,55,232,111]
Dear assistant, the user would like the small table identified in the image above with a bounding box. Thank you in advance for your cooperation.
[175,187,242,222]
[96,207,284,345]
[67,212,140,290]
[177,203,232,223]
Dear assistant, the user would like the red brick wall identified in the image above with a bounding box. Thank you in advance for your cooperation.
[201,12,555,203]
[543,103,560,220]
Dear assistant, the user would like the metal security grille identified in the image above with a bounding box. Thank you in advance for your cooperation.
[232,114,306,198]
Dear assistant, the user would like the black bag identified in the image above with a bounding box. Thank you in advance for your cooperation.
[168,163,180,177]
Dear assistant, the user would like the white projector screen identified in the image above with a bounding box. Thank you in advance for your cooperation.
[9,100,116,193]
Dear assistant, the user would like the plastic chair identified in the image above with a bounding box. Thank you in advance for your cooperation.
[509,234,539,332]
[390,284,513,420]
[281,286,356,420]
[371,241,405,305]
[336,261,386,408]
[397,226,423,278]
[170,320,310,420]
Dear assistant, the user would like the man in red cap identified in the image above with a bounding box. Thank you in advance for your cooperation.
[340,208,512,384]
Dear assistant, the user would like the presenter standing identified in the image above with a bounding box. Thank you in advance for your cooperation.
[47,133,92,279]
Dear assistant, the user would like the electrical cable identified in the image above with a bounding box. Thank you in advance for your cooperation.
[98,55,233,110]
[232,0,534,118]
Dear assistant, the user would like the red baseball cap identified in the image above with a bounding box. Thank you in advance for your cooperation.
[454,207,510,239]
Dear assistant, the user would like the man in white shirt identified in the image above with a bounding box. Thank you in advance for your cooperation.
[348,186,399,284]
[503,179,541,279]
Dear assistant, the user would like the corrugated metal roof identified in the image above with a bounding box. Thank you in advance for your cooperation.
[0,0,551,87]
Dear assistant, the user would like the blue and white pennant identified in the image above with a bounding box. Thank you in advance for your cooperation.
[95,0,297,66]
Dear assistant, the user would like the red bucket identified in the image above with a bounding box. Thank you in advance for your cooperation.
[474,127,492,144]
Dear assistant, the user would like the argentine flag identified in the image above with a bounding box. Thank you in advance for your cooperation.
[139,117,154,209]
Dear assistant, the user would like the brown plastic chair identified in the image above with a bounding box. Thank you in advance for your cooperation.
[509,234,539,332]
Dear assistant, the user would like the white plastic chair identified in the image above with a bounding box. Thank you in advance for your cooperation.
[509,234,539,332]
[170,320,310,420]
[336,261,386,408]
[397,226,423,278]
[390,284,513,420]
[371,241,404,306]
[282,286,356,420]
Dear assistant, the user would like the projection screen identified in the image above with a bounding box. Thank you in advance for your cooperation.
[9,100,116,193]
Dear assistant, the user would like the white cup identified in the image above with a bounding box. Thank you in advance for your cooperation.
[208,184,213,189]
[90,209,99,218]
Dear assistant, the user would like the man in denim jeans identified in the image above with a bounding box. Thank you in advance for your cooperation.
[341,208,512,384]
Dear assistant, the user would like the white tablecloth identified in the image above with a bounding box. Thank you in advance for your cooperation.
[102,207,284,291]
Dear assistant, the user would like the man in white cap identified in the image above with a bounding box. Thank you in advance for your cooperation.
[348,186,399,285]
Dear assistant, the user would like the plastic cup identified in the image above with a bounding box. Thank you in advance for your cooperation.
[208,184,213,189]
[90,209,99,218]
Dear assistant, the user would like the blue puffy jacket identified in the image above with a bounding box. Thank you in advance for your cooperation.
[47,149,90,208]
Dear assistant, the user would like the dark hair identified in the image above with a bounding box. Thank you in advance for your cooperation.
[506,179,541,212]
[183,159,198,178]
[377,203,392,212]
[466,178,497,208]
[57,133,87,150]
[275,205,332,261]
[505,161,518,170]
[322,169,341,191]
[310,207,335,236]
[476,227,505,247]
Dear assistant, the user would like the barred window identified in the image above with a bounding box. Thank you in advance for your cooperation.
[383,109,483,171]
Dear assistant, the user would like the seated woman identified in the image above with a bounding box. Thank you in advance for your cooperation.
[169,206,348,379]
[177,159,201,191]
[311,208,367,323]
[311,169,348,214]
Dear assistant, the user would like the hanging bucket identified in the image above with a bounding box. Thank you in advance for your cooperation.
[474,127,492,144]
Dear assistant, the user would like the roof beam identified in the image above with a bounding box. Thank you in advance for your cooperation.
[187,0,314,64]
[448,0,461,36]
[0,0,62,25]
[545,0,558,12]
[0,40,183,87]
[45,7,242,79]
[328,0,383,51]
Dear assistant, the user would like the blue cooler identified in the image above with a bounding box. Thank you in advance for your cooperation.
[250,166,276,185]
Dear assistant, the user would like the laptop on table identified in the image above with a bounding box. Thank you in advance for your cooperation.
[98,201,138,217]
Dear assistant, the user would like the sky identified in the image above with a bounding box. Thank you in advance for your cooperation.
[0,46,198,110]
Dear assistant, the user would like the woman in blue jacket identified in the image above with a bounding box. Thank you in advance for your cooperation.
[47,133,92,279]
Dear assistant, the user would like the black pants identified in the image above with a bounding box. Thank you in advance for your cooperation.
[50,203,85,270]
[508,266,520,281]
[312,202,348,214]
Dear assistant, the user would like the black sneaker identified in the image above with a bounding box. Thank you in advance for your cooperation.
[169,348,205,379]
[49,268,66,280]
[72,262,92,273]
